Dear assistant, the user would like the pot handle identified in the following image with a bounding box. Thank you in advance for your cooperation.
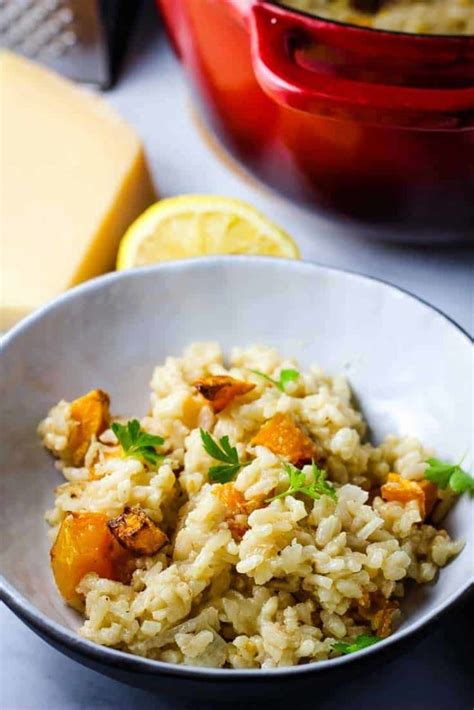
[249,2,474,127]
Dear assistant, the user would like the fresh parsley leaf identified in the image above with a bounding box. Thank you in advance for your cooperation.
[250,368,300,393]
[425,457,473,494]
[268,460,337,502]
[200,429,249,483]
[333,634,380,655]
[200,429,236,463]
[208,463,242,483]
[279,369,300,390]
[447,468,474,494]
[112,419,165,466]
[424,458,456,488]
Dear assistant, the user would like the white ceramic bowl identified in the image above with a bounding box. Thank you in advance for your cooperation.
[1,257,472,698]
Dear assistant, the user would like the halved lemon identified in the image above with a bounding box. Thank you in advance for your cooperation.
[116,195,299,269]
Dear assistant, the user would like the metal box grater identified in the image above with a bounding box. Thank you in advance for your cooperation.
[0,0,140,88]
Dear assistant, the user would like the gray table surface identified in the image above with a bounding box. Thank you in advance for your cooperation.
[1,2,473,708]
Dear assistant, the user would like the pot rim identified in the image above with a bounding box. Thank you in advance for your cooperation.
[1,256,473,681]
[250,1,474,126]
[260,0,474,41]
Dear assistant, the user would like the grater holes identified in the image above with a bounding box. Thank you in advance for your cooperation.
[0,0,77,58]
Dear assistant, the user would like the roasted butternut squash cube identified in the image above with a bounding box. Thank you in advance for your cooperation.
[251,412,316,465]
[214,483,264,541]
[68,389,110,466]
[358,591,399,638]
[108,506,167,556]
[226,518,251,543]
[193,375,255,413]
[418,479,438,518]
[381,473,437,519]
[214,482,247,513]
[373,599,399,638]
[50,512,134,610]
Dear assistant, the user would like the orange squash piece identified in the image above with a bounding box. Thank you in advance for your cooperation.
[381,473,437,519]
[214,483,264,541]
[214,482,247,512]
[108,505,167,556]
[251,412,317,465]
[373,599,400,638]
[50,512,134,610]
[226,518,251,543]
[193,375,255,413]
[358,591,399,638]
[418,479,438,518]
[68,389,110,466]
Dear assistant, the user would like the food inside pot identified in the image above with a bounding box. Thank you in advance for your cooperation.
[279,0,474,35]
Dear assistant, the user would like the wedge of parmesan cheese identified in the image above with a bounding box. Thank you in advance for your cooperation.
[0,51,156,329]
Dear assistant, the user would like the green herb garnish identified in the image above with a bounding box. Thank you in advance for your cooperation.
[112,419,165,466]
[425,457,474,494]
[250,368,300,393]
[268,460,337,502]
[333,634,380,655]
[200,428,250,483]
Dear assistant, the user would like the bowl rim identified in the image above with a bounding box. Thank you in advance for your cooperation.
[0,255,473,680]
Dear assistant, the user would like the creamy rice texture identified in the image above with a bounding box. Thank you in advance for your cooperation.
[39,343,463,668]
[279,0,474,35]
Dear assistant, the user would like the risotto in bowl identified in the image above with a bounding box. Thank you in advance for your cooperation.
[0,258,472,696]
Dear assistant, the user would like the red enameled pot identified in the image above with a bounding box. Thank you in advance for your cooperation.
[157,0,474,240]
